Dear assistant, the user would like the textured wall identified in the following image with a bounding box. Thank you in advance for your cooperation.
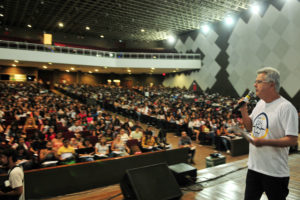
[164,0,300,108]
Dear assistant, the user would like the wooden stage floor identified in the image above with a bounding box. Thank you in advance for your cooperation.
[44,152,300,200]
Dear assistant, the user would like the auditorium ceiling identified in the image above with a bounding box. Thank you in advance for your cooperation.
[0,0,250,41]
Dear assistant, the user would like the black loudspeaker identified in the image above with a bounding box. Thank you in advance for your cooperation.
[168,163,197,186]
[120,163,182,200]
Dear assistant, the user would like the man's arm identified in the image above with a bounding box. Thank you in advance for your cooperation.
[250,135,298,147]
[0,186,23,196]
[240,104,252,132]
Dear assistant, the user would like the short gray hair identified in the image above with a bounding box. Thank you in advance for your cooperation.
[257,67,280,92]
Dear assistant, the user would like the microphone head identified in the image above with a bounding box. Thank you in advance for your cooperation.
[247,91,255,98]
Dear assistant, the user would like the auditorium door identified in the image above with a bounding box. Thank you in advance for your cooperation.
[123,80,133,88]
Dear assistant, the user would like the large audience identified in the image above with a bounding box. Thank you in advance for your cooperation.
[0,81,269,172]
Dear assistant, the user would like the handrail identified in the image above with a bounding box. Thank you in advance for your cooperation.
[0,40,201,60]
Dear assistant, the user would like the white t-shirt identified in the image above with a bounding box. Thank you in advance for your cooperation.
[9,166,25,200]
[248,96,298,177]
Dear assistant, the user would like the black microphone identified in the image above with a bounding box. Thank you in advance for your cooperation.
[233,91,255,112]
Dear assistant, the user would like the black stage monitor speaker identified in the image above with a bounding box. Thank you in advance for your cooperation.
[168,163,197,186]
[120,163,182,200]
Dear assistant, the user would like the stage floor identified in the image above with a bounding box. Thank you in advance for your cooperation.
[44,153,300,200]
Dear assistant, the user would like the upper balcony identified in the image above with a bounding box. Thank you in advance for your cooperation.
[0,40,201,71]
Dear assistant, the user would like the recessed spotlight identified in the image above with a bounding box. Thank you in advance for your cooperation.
[58,22,64,28]
[151,68,155,70]
[88,71,92,73]
[0,13,3,17]
[251,4,260,14]
[85,26,90,30]
[66,70,70,72]
[127,69,131,72]
[141,29,145,32]
[70,67,75,70]
[43,65,48,69]
[225,16,234,25]
[14,60,19,63]
[167,36,175,44]
[12,64,16,67]
[48,62,52,65]
[100,35,104,38]
[201,24,210,34]
[27,24,32,28]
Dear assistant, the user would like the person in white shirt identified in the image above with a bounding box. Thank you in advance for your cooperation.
[0,148,25,200]
[68,120,83,133]
[240,67,298,200]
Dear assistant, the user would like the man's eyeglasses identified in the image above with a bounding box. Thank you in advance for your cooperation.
[254,80,269,84]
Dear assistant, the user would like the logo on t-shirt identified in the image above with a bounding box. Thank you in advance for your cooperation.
[252,112,269,138]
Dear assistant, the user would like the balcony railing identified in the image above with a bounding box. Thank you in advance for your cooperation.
[0,40,200,60]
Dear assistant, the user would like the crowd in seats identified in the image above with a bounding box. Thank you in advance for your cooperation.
[0,82,165,173]
[56,83,257,154]
[2,81,295,173]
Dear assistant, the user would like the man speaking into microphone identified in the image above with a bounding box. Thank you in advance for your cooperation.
[238,67,298,200]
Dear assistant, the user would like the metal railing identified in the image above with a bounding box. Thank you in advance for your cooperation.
[0,40,201,60]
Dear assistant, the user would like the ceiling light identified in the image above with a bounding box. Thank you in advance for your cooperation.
[225,16,234,25]
[251,4,260,14]
[43,65,48,69]
[48,62,52,65]
[100,35,104,38]
[141,29,145,32]
[104,66,108,69]
[109,53,114,57]
[27,24,32,28]
[153,56,156,59]
[201,24,210,34]
[70,67,75,70]
[173,70,176,72]
[127,69,131,72]
[95,69,99,72]
[12,64,16,67]
[88,71,92,74]
[14,60,19,63]
[0,14,3,17]
[58,22,64,28]
[167,36,175,44]
[151,68,155,70]
[66,70,70,72]
[85,26,90,30]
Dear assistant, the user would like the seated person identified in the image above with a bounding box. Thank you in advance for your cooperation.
[15,146,33,170]
[216,124,235,154]
[69,137,80,149]
[111,134,130,157]
[104,129,114,144]
[119,128,130,144]
[76,139,94,162]
[68,120,83,134]
[141,133,159,152]
[39,141,59,167]
[52,132,64,152]
[130,127,143,142]
[57,139,76,165]
[178,131,196,165]
[156,129,171,149]
[94,136,110,159]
